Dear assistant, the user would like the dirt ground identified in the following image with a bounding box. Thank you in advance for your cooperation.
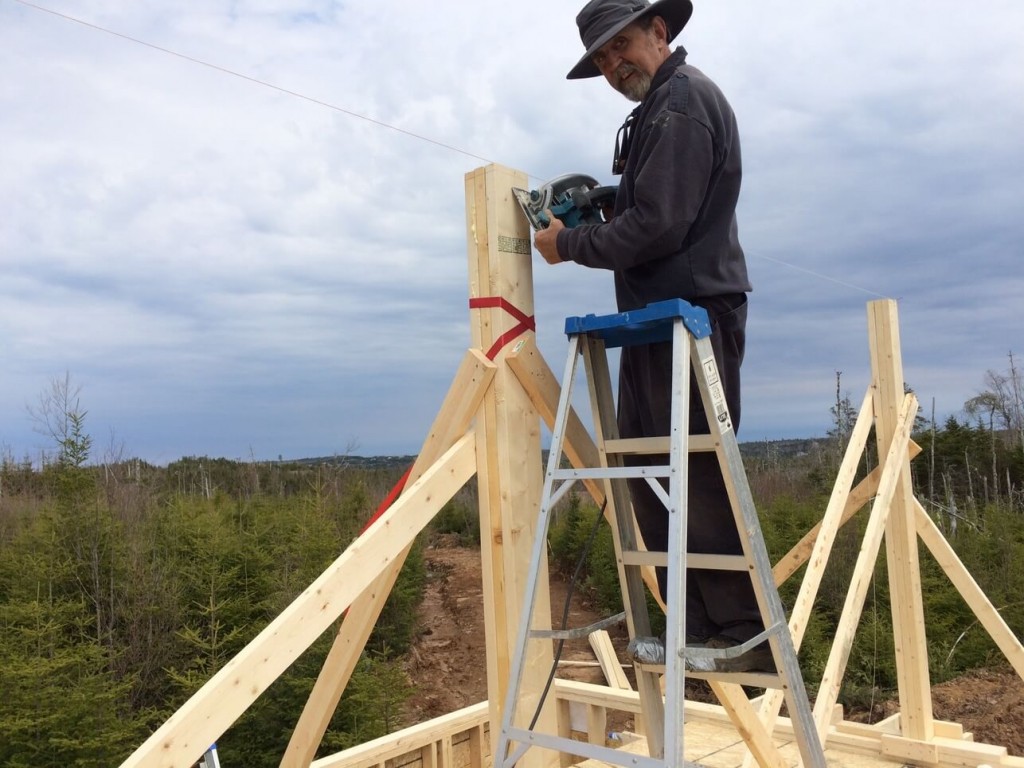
[401,537,1024,756]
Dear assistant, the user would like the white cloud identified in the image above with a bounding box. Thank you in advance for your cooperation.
[2,0,1022,463]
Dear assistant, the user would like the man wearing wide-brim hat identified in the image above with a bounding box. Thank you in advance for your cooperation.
[534,0,769,673]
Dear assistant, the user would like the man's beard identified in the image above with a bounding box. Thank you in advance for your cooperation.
[614,64,652,102]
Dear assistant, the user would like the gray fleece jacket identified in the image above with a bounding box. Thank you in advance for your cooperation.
[556,47,751,311]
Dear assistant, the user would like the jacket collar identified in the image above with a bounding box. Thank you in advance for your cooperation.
[648,46,688,96]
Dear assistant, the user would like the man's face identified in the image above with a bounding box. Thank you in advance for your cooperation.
[591,17,669,102]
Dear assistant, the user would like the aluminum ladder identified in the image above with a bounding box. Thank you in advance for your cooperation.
[494,299,826,768]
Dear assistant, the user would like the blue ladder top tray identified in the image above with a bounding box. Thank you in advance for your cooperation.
[563,299,712,348]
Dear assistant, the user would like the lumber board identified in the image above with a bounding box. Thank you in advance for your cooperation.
[812,393,917,739]
[588,630,632,691]
[310,703,488,768]
[914,498,1024,678]
[465,163,557,764]
[868,299,934,741]
[553,679,643,714]
[784,389,874,643]
[708,680,785,768]
[835,719,903,739]
[931,721,965,740]
[929,736,1015,768]
[880,733,940,764]
[587,706,607,746]
[118,434,477,768]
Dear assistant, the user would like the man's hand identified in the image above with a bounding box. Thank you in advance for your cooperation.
[533,211,565,265]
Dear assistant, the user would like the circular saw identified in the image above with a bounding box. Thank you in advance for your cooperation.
[512,173,617,231]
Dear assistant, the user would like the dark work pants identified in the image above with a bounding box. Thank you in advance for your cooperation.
[617,294,763,643]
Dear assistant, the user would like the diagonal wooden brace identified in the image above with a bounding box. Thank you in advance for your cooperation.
[280,349,495,767]
[120,434,479,768]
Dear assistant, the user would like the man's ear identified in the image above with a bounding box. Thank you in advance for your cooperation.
[651,15,669,45]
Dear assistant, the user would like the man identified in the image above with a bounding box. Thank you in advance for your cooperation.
[533,0,770,672]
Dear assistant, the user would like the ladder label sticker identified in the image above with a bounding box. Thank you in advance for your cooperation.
[701,355,734,434]
[702,357,720,386]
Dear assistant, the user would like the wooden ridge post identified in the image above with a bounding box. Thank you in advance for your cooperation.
[867,299,934,741]
[465,164,559,766]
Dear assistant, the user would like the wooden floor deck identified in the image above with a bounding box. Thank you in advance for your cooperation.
[571,709,1024,768]
[310,687,1023,768]
[577,723,906,768]
[585,724,897,765]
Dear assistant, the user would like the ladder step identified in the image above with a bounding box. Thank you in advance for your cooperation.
[603,435,718,454]
[634,661,785,689]
[628,624,784,665]
[528,612,625,640]
[621,550,749,571]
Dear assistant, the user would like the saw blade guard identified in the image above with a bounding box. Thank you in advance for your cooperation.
[513,173,616,231]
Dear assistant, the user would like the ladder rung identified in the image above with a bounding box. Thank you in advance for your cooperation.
[620,550,749,572]
[620,550,666,567]
[687,553,750,571]
[603,435,718,455]
[551,466,670,481]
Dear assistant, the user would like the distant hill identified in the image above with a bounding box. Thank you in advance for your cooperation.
[738,437,830,460]
[285,454,417,470]
[287,437,830,470]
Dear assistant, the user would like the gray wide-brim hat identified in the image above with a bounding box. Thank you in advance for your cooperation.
[567,0,693,80]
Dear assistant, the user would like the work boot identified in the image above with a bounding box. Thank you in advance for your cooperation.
[626,635,665,665]
[682,634,716,673]
[628,633,712,667]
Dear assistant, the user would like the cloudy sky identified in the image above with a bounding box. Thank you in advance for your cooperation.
[2,0,1022,465]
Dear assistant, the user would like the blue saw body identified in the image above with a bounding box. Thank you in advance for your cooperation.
[512,173,617,231]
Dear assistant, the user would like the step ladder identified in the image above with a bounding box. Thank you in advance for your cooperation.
[495,299,827,768]
[197,744,221,768]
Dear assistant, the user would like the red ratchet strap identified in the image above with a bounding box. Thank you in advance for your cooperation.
[468,296,536,360]
[360,463,413,534]
[341,463,413,618]
[355,297,534,548]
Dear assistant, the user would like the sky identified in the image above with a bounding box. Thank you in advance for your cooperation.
[1,0,1022,466]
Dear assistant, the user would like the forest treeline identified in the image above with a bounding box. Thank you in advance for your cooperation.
[1,366,1023,766]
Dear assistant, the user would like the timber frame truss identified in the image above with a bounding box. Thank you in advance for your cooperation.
[118,165,1024,768]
